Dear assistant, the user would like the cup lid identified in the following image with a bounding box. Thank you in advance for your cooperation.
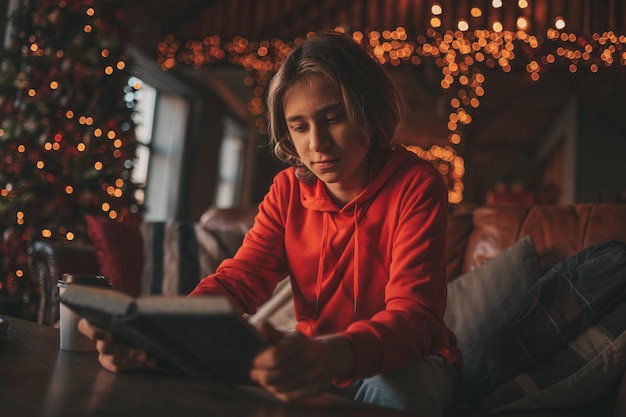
[58,274,112,287]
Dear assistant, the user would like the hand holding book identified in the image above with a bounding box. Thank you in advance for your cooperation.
[61,284,264,384]
[77,318,159,373]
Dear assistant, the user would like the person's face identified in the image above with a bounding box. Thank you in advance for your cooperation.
[283,75,370,202]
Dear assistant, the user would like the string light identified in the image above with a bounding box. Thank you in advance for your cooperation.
[156,5,626,204]
[555,17,566,30]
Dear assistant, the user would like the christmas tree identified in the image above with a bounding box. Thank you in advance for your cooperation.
[0,0,142,319]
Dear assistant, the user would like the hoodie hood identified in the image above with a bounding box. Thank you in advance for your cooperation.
[298,145,414,312]
[299,145,409,212]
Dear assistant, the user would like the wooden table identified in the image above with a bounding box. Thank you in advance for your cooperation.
[0,315,412,417]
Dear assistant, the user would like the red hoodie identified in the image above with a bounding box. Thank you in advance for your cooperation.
[191,145,462,383]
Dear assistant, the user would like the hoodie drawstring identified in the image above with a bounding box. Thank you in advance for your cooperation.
[353,205,360,312]
[315,206,361,313]
[315,212,328,312]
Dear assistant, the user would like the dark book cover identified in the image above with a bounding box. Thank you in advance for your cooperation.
[59,284,264,385]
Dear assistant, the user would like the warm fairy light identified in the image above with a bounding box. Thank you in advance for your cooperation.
[17,144,25,152]
[94,161,103,170]
[517,17,528,31]
[50,81,59,89]
[527,60,539,72]
[65,185,73,194]
[66,232,75,241]
[156,13,626,206]
[406,145,465,203]
[116,61,125,70]
[36,161,44,169]
[41,229,52,238]
[28,89,36,97]
[94,128,102,137]
[77,143,86,152]
[44,142,53,151]
[16,270,23,278]
[104,66,113,75]
[101,49,109,57]
[102,202,110,211]
[107,130,116,139]
[65,110,74,119]
[518,0,528,8]
[555,17,566,30]
[86,7,94,16]
[114,139,122,148]
[109,210,118,220]
[84,25,92,33]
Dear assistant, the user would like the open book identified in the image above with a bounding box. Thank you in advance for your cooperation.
[59,284,264,385]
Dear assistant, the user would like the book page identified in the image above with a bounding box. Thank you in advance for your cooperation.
[61,284,132,316]
[135,295,234,315]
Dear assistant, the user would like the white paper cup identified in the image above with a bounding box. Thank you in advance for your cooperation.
[58,274,112,351]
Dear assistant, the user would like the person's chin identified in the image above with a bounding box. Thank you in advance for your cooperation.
[315,172,342,184]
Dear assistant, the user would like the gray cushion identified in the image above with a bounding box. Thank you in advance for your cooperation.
[481,300,626,412]
[444,236,542,404]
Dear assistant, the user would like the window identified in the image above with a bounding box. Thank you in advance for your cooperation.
[215,117,246,207]
[129,76,189,220]
[129,76,156,204]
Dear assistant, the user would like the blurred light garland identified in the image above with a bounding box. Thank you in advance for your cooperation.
[156,12,625,204]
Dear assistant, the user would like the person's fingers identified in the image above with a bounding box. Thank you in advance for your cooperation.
[96,343,157,373]
[268,380,330,402]
[255,321,285,344]
[77,318,112,341]
[261,364,326,393]
[253,331,305,369]
[77,318,157,373]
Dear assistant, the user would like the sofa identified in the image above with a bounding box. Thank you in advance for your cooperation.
[28,203,626,417]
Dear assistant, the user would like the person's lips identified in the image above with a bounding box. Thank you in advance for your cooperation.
[313,158,339,169]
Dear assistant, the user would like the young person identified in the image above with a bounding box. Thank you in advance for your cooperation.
[79,31,461,416]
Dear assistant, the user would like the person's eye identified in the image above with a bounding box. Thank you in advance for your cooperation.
[289,123,307,133]
[326,113,345,124]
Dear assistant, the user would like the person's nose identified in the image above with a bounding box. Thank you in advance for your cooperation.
[309,124,331,152]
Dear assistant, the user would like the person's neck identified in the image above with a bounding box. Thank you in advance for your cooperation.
[324,159,371,207]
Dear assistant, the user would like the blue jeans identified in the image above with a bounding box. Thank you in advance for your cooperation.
[330,356,457,417]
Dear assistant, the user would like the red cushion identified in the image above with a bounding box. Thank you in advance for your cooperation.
[85,214,143,296]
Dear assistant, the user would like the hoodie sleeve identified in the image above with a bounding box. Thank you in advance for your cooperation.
[337,164,456,384]
[189,173,291,314]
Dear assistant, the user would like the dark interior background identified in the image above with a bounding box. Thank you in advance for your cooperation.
[124,0,625,218]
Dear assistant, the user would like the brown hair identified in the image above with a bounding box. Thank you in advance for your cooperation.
[267,31,403,182]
